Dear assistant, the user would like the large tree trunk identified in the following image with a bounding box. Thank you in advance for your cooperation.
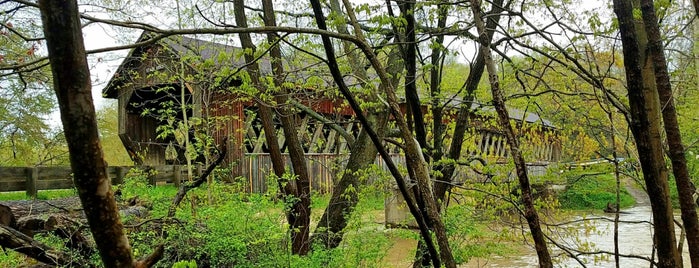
[233,0,310,255]
[640,0,699,266]
[612,0,682,266]
[230,0,288,196]
[312,115,387,248]
[414,2,450,266]
[469,0,553,267]
[311,0,391,249]
[429,1,449,178]
[38,1,135,267]
[260,0,312,255]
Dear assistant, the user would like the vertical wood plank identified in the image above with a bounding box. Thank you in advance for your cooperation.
[483,132,492,156]
[26,167,38,199]
[115,166,127,185]
[253,129,266,153]
[323,128,338,153]
[173,165,181,187]
[310,122,324,153]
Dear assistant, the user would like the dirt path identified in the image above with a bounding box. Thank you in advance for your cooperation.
[623,178,650,206]
[382,236,416,267]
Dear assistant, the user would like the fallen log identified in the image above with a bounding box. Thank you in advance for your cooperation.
[12,213,95,259]
[2,200,153,262]
[2,199,163,267]
[0,197,83,219]
[0,224,86,266]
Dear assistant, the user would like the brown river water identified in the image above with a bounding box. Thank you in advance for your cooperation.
[469,205,692,267]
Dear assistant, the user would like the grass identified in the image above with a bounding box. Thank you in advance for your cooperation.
[558,173,636,210]
[0,189,77,201]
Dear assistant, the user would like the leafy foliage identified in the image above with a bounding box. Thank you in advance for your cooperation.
[96,102,133,166]
[0,11,63,166]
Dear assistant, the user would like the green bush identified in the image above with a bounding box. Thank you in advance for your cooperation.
[558,173,635,210]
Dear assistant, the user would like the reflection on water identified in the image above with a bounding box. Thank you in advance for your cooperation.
[480,206,691,267]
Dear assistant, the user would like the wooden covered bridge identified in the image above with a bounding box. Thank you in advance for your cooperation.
[102,32,561,192]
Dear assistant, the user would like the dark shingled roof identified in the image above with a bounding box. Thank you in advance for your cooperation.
[103,31,345,99]
[103,31,272,98]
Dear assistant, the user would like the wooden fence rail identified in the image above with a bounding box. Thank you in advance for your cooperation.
[0,165,196,198]
[0,154,361,197]
[0,154,553,198]
[0,154,404,197]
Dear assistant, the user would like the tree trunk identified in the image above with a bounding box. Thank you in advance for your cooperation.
[232,0,309,255]
[640,1,699,266]
[230,0,288,193]
[38,1,135,267]
[260,0,312,255]
[398,0,428,150]
[433,0,504,209]
[429,1,449,174]
[312,115,387,248]
[612,0,682,266]
[469,0,553,267]
[309,0,454,266]
[311,0,391,249]
[414,1,451,266]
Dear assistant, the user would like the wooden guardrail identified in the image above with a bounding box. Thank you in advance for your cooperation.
[1,155,555,198]
[0,154,386,197]
[0,165,195,198]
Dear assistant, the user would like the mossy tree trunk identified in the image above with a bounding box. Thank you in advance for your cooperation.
[233,0,311,255]
[612,0,682,266]
[259,0,313,255]
[640,0,699,266]
[311,0,392,249]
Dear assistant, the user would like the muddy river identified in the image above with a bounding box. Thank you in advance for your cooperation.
[475,206,692,267]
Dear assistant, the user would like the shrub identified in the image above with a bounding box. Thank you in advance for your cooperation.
[558,173,635,210]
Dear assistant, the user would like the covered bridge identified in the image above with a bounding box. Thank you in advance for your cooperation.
[102,32,561,192]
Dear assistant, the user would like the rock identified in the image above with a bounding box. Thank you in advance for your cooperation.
[604,202,617,213]
[120,206,149,220]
